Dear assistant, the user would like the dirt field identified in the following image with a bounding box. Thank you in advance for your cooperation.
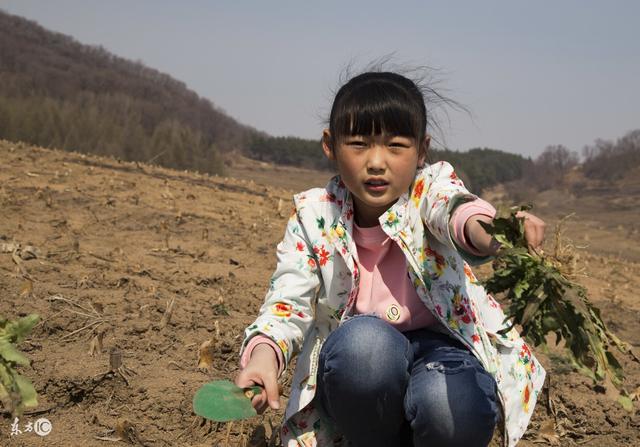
[1,141,638,446]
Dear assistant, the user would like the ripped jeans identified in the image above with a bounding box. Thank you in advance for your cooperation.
[316,315,498,447]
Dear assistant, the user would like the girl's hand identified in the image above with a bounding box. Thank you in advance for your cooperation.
[234,344,281,413]
[515,211,546,253]
[465,211,546,256]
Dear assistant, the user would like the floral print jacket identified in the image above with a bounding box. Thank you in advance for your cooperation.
[241,161,546,446]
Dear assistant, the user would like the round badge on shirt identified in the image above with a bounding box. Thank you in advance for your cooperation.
[386,304,401,322]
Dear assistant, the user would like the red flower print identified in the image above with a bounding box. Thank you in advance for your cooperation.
[450,171,458,180]
[472,334,481,343]
[318,247,330,266]
[307,258,316,268]
[345,208,353,220]
[296,242,305,252]
[464,263,477,281]
[425,247,446,268]
[273,303,292,317]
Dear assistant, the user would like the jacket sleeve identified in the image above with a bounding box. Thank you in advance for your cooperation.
[239,205,319,373]
[419,161,491,265]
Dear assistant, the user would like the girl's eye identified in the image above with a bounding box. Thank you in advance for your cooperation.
[346,140,366,147]
[389,141,411,149]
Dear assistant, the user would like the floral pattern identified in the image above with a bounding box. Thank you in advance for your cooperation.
[241,161,546,447]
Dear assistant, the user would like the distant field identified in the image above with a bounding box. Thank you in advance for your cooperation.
[224,154,333,192]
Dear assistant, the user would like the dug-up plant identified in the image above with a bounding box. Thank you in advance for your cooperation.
[481,206,639,389]
[0,314,39,416]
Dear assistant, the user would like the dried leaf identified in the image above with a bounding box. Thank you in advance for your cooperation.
[159,297,176,329]
[19,280,33,298]
[88,331,104,356]
[20,245,40,260]
[536,419,560,446]
[197,339,215,370]
[114,419,139,443]
[0,242,19,253]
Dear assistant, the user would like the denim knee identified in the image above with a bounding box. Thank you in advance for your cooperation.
[320,315,411,393]
[405,348,498,447]
[317,316,413,446]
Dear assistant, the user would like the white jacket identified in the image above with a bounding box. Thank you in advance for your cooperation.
[241,161,546,446]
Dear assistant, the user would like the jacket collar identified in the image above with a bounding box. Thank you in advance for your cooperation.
[331,175,411,238]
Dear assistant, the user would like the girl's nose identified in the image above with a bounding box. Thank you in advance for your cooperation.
[366,145,386,172]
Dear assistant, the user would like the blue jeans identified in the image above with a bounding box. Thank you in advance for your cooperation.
[316,315,498,447]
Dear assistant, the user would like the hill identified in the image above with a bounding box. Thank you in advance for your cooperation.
[0,10,261,174]
[1,141,639,446]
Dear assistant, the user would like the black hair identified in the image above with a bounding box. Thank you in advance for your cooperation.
[326,61,467,153]
[328,72,427,146]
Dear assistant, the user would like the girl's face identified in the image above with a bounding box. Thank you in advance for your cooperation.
[322,129,428,227]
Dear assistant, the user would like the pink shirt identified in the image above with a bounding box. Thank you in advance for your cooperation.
[240,198,496,372]
[352,223,437,331]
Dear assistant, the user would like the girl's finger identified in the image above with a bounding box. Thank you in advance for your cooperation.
[251,390,268,413]
[263,377,281,410]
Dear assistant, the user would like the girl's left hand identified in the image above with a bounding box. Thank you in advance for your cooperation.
[515,211,546,253]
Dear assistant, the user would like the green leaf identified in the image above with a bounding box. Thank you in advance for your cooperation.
[193,380,262,422]
[618,395,634,412]
[0,341,30,366]
[484,205,637,389]
[14,373,37,408]
[11,314,40,343]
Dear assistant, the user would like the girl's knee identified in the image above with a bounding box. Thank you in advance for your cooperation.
[406,354,498,446]
[319,316,411,392]
[323,315,409,361]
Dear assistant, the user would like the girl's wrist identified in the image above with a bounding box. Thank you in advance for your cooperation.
[250,343,280,369]
[465,215,500,256]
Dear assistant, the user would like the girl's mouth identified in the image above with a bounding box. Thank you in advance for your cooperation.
[364,179,389,192]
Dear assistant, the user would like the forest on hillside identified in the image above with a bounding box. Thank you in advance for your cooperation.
[0,10,258,174]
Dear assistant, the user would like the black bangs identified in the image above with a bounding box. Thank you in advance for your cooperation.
[329,72,426,143]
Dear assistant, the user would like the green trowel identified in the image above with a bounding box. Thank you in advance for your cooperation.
[193,380,262,422]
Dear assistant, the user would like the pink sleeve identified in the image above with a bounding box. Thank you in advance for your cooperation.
[240,335,285,376]
[451,198,496,256]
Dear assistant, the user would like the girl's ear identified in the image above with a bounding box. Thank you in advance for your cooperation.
[322,129,335,161]
[418,135,430,167]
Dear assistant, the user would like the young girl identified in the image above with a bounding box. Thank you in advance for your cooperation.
[235,71,546,447]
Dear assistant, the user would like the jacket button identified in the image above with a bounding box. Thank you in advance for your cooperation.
[386,304,401,321]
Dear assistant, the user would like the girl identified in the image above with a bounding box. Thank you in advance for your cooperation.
[235,71,546,447]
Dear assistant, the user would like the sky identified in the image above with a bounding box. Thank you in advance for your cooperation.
[2,0,639,157]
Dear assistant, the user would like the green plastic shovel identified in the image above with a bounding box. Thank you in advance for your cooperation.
[193,380,262,422]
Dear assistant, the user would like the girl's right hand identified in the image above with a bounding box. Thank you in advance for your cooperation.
[234,344,281,413]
